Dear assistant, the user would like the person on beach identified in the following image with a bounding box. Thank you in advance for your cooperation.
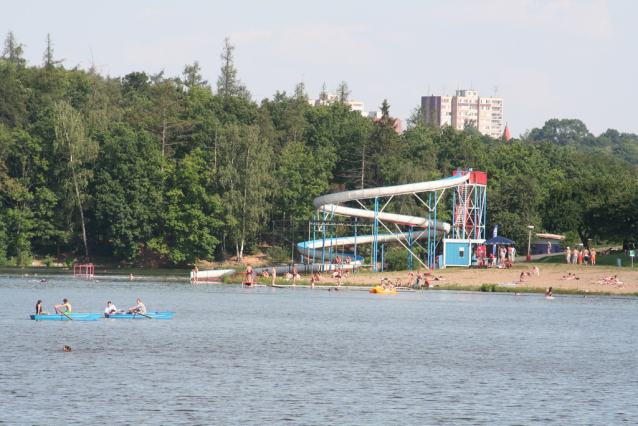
[292,266,299,286]
[590,249,596,266]
[547,240,551,254]
[583,248,589,266]
[129,274,134,280]
[566,247,571,264]
[105,301,117,315]
[191,265,198,283]
[54,299,72,314]
[245,265,254,283]
[271,266,277,285]
[572,248,578,265]
[128,299,146,315]
[578,250,583,265]
[532,265,540,276]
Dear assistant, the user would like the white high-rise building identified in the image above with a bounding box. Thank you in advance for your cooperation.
[421,89,504,138]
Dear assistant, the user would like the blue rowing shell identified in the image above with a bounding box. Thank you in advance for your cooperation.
[30,313,102,321]
[104,312,174,319]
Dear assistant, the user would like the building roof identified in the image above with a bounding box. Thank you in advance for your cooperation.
[503,123,511,141]
[535,233,566,240]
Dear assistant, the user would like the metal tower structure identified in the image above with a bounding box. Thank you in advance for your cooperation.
[452,169,487,240]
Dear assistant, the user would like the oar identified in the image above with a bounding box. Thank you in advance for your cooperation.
[134,311,152,319]
[55,308,73,321]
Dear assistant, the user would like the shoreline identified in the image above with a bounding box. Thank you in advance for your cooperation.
[259,263,638,296]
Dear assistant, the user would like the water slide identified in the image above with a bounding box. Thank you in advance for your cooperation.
[194,174,470,280]
[297,173,471,268]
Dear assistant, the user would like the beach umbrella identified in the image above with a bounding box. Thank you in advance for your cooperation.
[482,236,515,246]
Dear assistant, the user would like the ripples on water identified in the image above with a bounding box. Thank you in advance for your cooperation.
[1,272,637,425]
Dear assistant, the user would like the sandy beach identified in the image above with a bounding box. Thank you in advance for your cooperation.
[336,263,638,295]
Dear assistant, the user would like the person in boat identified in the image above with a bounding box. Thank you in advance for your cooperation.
[105,301,118,315]
[35,300,49,315]
[54,299,72,315]
[128,299,146,315]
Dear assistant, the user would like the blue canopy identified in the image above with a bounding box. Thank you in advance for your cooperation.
[482,236,515,246]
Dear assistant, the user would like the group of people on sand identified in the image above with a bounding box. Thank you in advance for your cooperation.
[484,246,516,268]
[518,265,540,282]
[35,298,147,315]
[332,256,352,265]
[565,247,596,266]
[559,272,579,280]
[591,275,624,287]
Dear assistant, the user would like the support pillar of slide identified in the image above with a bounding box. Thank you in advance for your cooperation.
[373,197,379,272]
[408,226,414,271]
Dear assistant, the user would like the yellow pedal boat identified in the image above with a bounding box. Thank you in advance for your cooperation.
[370,285,397,294]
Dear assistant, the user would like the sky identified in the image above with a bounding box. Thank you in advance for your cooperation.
[2,0,637,137]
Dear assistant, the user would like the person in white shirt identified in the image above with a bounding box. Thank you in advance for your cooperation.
[105,301,117,315]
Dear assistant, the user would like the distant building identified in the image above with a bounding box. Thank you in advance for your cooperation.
[421,89,504,138]
[308,95,402,133]
[348,100,365,116]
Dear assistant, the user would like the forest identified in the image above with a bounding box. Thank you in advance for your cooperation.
[2,32,638,267]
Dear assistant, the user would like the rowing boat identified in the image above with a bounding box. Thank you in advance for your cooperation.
[104,312,174,319]
[30,313,102,321]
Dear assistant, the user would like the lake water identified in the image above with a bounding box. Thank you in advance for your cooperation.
[1,269,637,425]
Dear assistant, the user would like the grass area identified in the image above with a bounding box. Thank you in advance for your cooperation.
[534,250,636,268]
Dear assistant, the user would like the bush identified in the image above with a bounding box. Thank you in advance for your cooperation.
[244,241,260,256]
[480,283,497,292]
[17,251,32,266]
[270,246,290,264]
[44,256,54,267]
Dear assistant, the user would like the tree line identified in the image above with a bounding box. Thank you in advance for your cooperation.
[1,32,637,267]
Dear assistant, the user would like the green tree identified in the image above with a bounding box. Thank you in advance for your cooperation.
[53,101,98,257]
[182,60,208,89]
[93,124,162,259]
[2,31,26,67]
[217,124,272,260]
[150,150,223,264]
[216,37,250,99]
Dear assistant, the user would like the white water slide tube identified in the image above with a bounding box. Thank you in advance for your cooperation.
[297,174,471,266]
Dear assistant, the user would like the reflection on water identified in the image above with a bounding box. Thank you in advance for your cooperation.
[1,272,637,425]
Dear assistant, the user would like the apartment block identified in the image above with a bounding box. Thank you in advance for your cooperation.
[421,89,504,138]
